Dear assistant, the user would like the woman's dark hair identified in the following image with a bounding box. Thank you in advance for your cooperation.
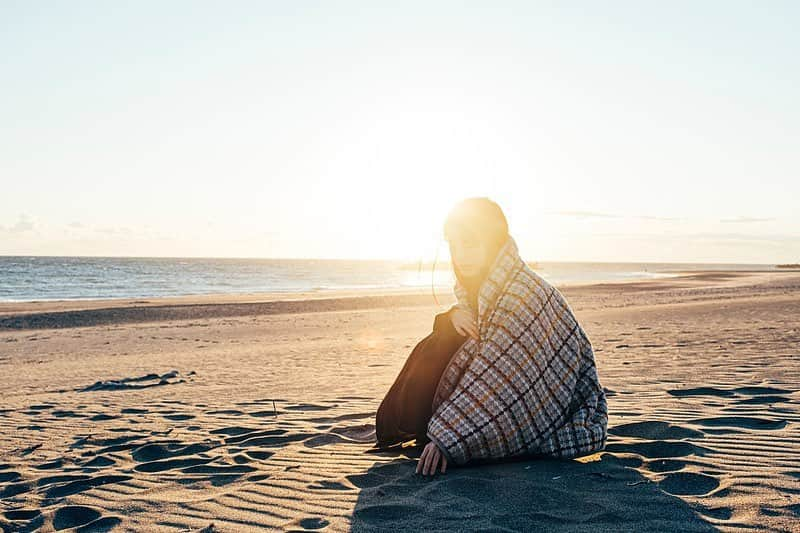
[443,197,510,310]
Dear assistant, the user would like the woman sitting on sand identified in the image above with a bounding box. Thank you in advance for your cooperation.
[375,197,608,475]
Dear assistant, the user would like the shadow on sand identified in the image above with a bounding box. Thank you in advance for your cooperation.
[349,446,719,532]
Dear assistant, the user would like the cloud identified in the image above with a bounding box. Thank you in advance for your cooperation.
[632,215,681,221]
[93,226,133,235]
[0,214,35,233]
[549,210,621,219]
[688,232,796,246]
[549,211,679,221]
[720,216,775,223]
[612,231,799,247]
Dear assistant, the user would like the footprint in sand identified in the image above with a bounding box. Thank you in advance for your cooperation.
[27,404,55,411]
[34,459,64,470]
[37,473,90,486]
[667,386,736,398]
[689,416,787,431]
[604,440,709,459]
[181,464,256,475]
[657,472,720,496]
[89,413,118,421]
[698,506,733,520]
[134,457,215,473]
[284,516,330,530]
[283,403,337,412]
[160,413,195,421]
[82,455,115,468]
[132,442,216,462]
[735,395,792,405]
[609,421,705,440]
[668,385,794,402]
[234,398,289,406]
[3,509,44,531]
[210,426,260,436]
[4,509,41,521]
[645,459,687,473]
[230,431,313,448]
[1,480,33,498]
[308,479,352,491]
[221,429,286,445]
[248,410,280,417]
[77,370,188,392]
[241,450,274,461]
[784,470,800,481]
[75,434,144,450]
[304,434,349,448]
[52,506,101,529]
[299,517,330,529]
[121,408,148,414]
[733,386,792,395]
[17,424,45,431]
[52,410,84,418]
[43,474,132,498]
[329,423,376,443]
[207,409,247,416]
[0,470,21,483]
[334,396,373,401]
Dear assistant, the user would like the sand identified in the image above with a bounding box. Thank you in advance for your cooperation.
[1,271,799,532]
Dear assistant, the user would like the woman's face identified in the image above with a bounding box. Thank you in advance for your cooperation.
[449,233,488,278]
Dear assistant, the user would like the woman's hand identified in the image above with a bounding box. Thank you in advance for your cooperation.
[416,441,448,476]
[451,307,479,340]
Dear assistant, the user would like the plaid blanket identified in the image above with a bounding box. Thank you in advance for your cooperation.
[427,235,608,464]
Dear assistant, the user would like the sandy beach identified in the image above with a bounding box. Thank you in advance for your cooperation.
[1,270,799,532]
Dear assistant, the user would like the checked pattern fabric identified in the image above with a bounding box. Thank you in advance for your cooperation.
[427,235,608,465]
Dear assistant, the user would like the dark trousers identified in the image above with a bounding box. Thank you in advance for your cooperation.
[375,306,468,447]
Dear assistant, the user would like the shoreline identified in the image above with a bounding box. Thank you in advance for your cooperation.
[4,266,798,307]
[2,270,798,330]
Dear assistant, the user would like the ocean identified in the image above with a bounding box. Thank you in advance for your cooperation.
[0,256,781,302]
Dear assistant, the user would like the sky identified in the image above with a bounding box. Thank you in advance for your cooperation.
[1,1,798,263]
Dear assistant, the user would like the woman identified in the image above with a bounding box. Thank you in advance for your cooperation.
[375,197,608,476]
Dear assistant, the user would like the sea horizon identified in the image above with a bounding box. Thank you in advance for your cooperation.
[0,254,789,303]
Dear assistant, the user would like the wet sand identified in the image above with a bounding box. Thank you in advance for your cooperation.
[1,271,799,531]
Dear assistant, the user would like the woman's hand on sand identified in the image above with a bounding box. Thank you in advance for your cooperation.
[416,441,447,476]
[451,308,479,340]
